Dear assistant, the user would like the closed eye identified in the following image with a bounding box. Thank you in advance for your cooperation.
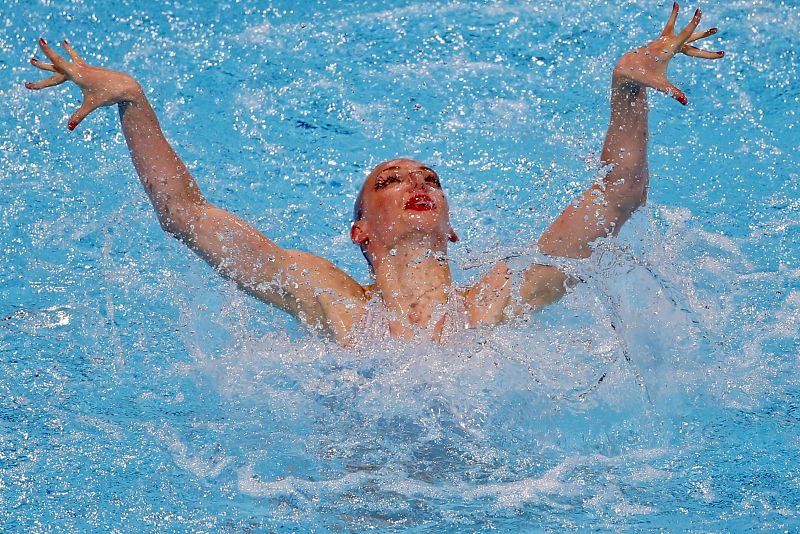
[375,175,401,189]
[425,173,441,188]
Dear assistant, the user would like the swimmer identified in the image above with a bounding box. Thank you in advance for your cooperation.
[26,4,723,345]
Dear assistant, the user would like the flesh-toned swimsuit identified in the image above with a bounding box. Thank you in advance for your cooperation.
[355,291,472,343]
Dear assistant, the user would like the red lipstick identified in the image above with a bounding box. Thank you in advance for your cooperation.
[404,193,435,211]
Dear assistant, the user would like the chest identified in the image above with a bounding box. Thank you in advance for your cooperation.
[360,293,471,342]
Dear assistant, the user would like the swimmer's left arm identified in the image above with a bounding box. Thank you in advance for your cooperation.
[467,261,570,325]
[538,4,722,260]
[514,4,723,312]
[516,4,723,311]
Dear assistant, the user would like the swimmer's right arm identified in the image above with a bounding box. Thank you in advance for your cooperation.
[26,39,366,343]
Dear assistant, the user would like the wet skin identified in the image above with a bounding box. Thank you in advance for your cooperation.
[26,4,724,345]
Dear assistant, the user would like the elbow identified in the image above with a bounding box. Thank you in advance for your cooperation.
[608,182,647,216]
[607,170,647,197]
[160,219,188,242]
[616,195,645,216]
[159,202,204,242]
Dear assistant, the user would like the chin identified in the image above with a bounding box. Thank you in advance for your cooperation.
[404,210,443,229]
[407,221,451,242]
[403,206,441,219]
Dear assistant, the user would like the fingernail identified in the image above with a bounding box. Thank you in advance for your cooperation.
[39,37,46,46]
[718,51,725,57]
[710,28,718,34]
[68,121,76,131]
[30,57,37,64]
[64,39,70,46]
[24,82,33,88]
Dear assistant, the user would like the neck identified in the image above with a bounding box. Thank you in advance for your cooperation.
[369,236,453,327]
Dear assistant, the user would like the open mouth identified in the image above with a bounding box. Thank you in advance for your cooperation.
[404,194,435,211]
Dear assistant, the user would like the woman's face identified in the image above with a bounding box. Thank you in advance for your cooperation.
[352,158,454,249]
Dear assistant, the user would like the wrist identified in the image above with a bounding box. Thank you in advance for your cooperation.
[120,77,145,105]
[611,50,646,91]
[611,62,647,105]
[612,70,638,93]
[611,78,643,100]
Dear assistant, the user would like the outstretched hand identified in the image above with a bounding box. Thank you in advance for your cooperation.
[614,2,724,105]
[26,38,141,130]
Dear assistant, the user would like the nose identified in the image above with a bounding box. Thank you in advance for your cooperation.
[407,170,428,189]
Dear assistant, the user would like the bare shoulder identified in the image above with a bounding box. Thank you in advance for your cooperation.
[256,249,369,343]
[463,261,516,327]
[463,260,572,326]
[518,262,571,311]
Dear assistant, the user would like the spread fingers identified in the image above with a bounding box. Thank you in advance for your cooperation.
[38,38,73,75]
[24,73,67,90]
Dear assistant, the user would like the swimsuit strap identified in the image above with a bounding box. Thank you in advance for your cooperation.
[357,293,392,341]
[436,290,471,339]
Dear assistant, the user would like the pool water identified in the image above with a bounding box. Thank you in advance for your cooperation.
[2,0,799,531]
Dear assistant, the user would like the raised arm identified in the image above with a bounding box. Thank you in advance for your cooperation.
[26,39,366,342]
[515,4,723,310]
[539,4,722,259]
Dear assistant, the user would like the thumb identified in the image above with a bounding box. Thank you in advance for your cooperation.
[68,101,94,131]
[652,78,687,106]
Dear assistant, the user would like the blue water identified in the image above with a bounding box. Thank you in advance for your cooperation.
[2,0,799,531]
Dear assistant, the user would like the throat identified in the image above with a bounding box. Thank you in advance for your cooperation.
[383,284,450,329]
[371,249,454,329]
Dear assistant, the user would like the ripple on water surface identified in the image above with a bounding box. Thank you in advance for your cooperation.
[1,0,799,531]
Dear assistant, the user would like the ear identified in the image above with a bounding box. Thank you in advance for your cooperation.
[448,228,459,243]
[351,222,369,246]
